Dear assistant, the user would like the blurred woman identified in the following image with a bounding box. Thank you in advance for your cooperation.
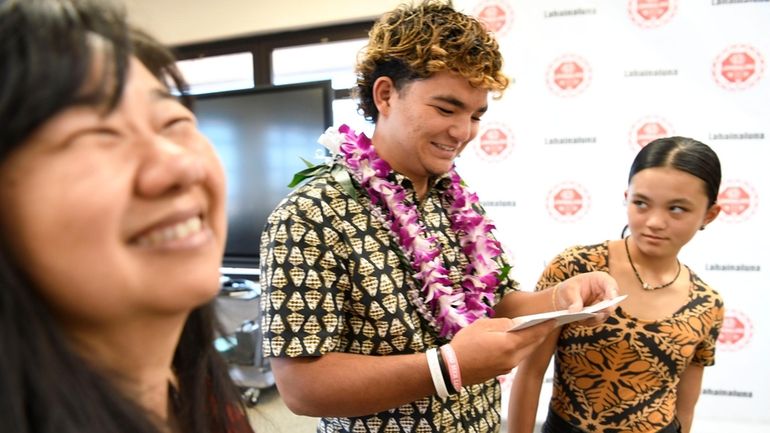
[0,1,253,432]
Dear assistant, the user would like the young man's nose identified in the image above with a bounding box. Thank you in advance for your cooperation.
[448,118,475,143]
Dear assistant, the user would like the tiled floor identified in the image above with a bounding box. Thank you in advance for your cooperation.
[247,386,319,432]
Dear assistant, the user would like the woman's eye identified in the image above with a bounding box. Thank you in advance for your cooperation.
[161,116,195,135]
[66,127,121,148]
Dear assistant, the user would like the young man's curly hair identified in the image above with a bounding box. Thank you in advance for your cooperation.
[355,0,509,122]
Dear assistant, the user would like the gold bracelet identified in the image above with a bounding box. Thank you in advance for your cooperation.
[551,283,561,311]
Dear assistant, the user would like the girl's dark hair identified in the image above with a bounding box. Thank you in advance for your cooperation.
[0,1,250,432]
[628,136,722,207]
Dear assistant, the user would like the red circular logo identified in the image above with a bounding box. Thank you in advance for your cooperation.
[718,309,753,352]
[473,122,515,162]
[547,54,592,97]
[547,182,591,222]
[718,179,758,223]
[628,0,677,28]
[713,44,765,90]
[473,0,514,37]
[629,116,674,150]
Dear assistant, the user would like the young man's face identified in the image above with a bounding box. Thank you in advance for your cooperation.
[373,70,488,187]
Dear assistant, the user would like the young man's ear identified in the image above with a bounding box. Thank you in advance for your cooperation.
[372,76,396,118]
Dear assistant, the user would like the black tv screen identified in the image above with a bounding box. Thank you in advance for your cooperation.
[194,81,333,270]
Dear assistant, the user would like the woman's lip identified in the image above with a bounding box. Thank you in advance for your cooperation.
[129,208,204,243]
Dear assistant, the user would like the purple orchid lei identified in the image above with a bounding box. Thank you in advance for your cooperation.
[322,124,505,338]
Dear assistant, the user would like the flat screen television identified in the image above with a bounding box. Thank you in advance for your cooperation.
[194,81,333,273]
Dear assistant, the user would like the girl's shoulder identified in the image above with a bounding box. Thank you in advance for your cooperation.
[688,267,724,303]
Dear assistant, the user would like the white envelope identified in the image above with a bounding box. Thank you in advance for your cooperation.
[508,294,628,331]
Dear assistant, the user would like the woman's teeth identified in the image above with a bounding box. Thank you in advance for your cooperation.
[136,216,203,247]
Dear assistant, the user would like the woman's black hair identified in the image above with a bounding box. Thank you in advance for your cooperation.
[621,136,722,238]
[0,1,250,432]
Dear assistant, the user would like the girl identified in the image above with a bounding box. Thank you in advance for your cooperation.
[508,136,724,433]
[0,1,253,432]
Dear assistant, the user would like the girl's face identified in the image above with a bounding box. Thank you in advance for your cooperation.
[626,166,720,258]
[0,57,227,329]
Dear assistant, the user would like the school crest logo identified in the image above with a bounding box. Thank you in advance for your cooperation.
[473,0,514,37]
[629,116,674,150]
[473,122,515,162]
[628,0,676,28]
[718,179,758,223]
[718,308,753,352]
[547,54,592,97]
[546,182,591,222]
[713,44,765,90]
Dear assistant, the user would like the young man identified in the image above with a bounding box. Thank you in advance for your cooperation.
[260,1,618,431]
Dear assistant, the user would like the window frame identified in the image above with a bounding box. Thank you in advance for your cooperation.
[172,21,373,99]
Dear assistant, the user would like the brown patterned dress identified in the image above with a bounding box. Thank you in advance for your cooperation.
[538,242,723,433]
[260,169,517,433]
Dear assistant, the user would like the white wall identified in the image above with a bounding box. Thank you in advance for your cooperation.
[124,0,403,45]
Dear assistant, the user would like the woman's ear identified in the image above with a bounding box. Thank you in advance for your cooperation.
[372,76,395,119]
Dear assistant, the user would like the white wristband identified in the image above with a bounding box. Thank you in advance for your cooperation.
[426,348,449,399]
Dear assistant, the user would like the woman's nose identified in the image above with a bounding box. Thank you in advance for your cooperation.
[135,136,206,197]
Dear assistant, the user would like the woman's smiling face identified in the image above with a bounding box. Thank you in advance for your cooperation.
[0,57,227,328]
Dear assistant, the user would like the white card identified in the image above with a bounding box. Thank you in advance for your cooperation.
[508,294,628,331]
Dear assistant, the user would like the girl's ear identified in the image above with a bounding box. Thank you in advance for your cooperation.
[701,203,722,229]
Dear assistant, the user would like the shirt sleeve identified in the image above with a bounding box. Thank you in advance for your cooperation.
[259,190,350,358]
[534,246,579,292]
[691,292,725,367]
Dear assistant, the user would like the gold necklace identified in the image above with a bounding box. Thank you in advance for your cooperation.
[624,236,681,291]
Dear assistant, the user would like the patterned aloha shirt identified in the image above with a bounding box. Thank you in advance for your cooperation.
[260,168,518,433]
[539,242,723,433]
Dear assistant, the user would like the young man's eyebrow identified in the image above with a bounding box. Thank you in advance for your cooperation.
[431,95,488,113]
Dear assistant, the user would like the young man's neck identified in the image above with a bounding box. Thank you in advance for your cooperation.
[371,136,429,200]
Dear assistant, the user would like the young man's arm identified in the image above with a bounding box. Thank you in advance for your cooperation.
[270,317,556,417]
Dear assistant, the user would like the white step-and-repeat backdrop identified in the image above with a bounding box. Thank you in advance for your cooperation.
[451,0,769,431]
